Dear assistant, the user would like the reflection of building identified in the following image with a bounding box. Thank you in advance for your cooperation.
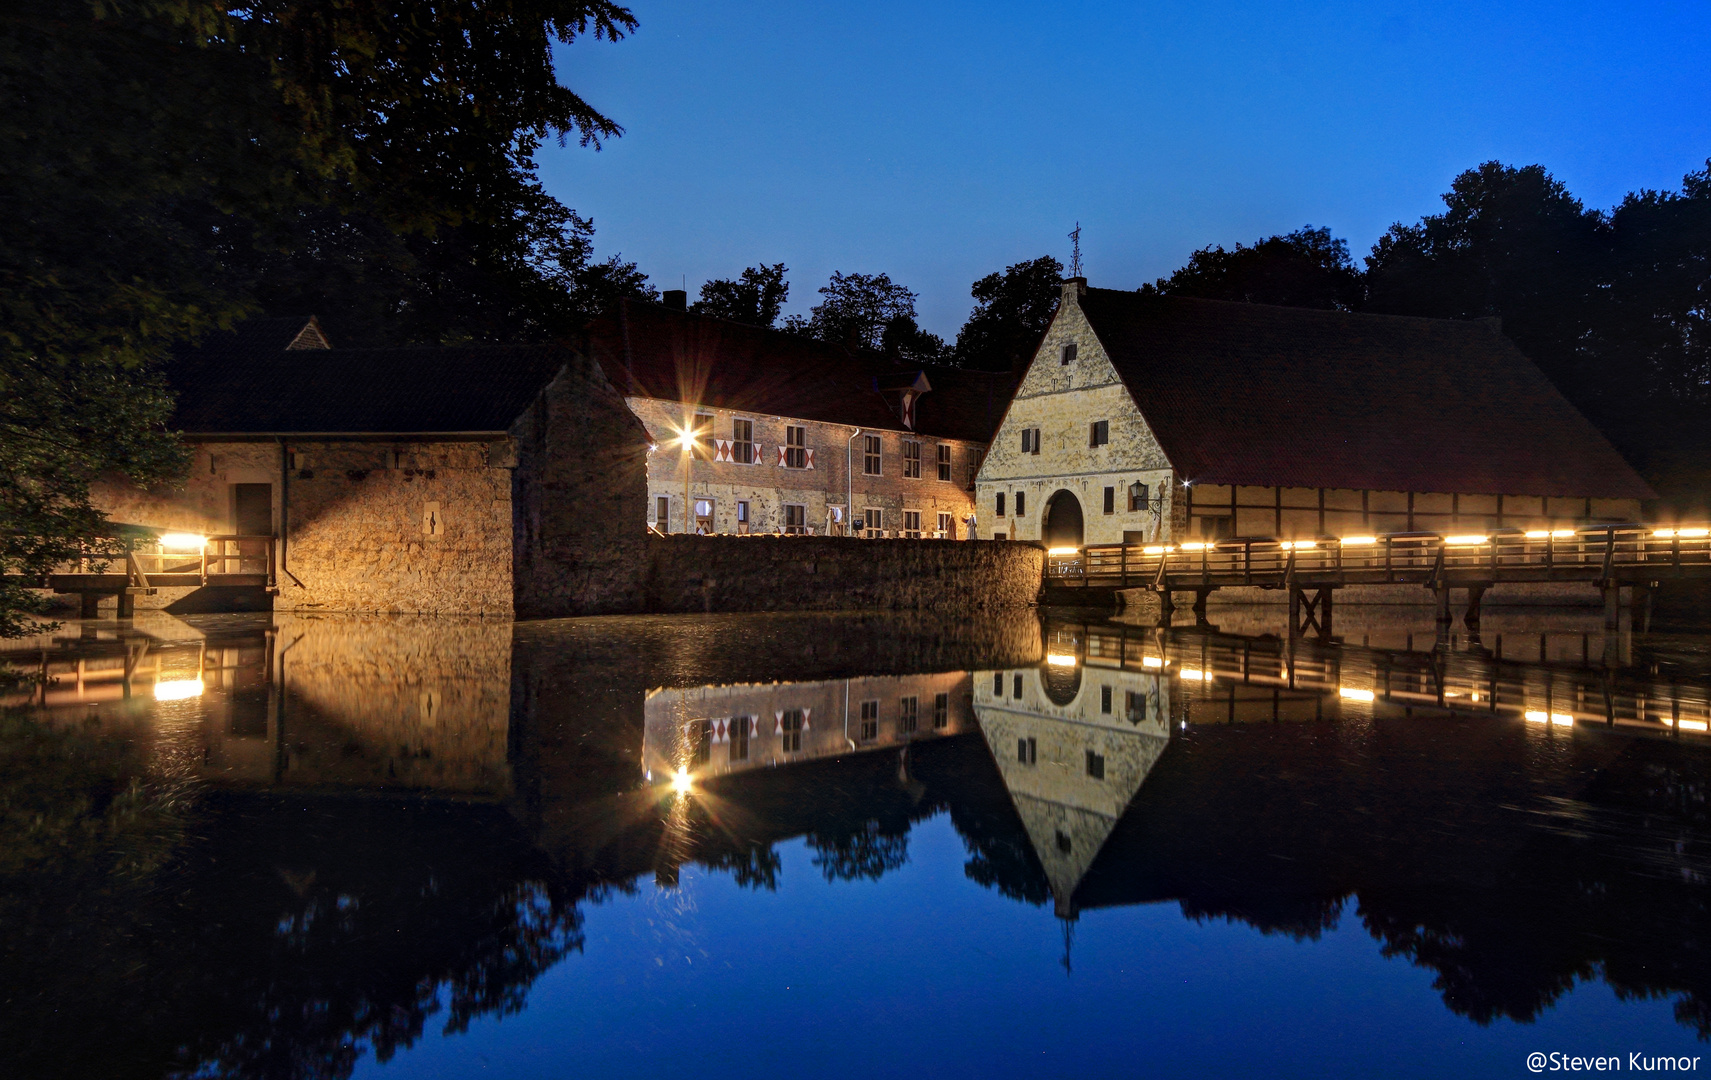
[641,672,974,780]
[1,613,513,797]
[975,279,1652,547]
[973,652,1172,916]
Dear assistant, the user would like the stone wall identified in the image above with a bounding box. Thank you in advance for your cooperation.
[511,354,652,617]
[642,535,1044,614]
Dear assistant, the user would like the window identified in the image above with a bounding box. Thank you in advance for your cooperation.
[902,510,921,539]
[1101,685,1112,714]
[859,700,879,741]
[1085,750,1105,780]
[1020,427,1042,455]
[1089,420,1109,447]
[784,504,808,534]
[1012,673,1023,698]
[1015,492,1026,517]
[902,440,921,478]
[863,434,882,475]
[996,492,1006,517]
[937,511,953,538]
[864,507,883,538]
[992,672,1004,696]
[1060,343,1077,365]
[1030,429,1041,454]
[1103,487,1115,515]
[1197,515,1233,540]
[1056,830,1073,853]
[937,444,952,481]
[994,531,1007,541]
[730,717,750,760]
[737,500,750,534]
[732,419,755,464]
[655,495,670,528]
[691,412,714,459]
[1018,737,1037,764]
[694,719,713,764]
[1129,482,1149,512]
[933,692,949,729]
[780,709,804,753]
[899,696,918,733]
[785,425,807,468]
[694,498,715,534]
[1126,690,1149,721]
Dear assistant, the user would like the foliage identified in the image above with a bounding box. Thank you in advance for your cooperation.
[1146,226,1365,310]
[691,263,790,328]
[790,271,946,362]
[951,255,1065,371]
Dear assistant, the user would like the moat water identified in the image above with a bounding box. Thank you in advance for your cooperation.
[2,604,1709,1078]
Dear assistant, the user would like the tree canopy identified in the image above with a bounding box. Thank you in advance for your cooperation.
[786,271,946,362]
[691,263,790,327]
[1144,226,1364,310]
[951,255,1065,372]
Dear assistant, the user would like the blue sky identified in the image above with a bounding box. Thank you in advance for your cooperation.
[544,0,1711,338]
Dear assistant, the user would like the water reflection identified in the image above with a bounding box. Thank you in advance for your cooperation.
[1,606,1709,1078]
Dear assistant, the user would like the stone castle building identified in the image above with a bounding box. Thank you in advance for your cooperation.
[89,317,651,617]
[588,295,1014,539]
[976,280,1655,547]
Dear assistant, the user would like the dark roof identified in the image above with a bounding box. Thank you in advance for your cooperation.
[587,301,1013,443]
[1077,290,1655,500]
[171,322,568,434]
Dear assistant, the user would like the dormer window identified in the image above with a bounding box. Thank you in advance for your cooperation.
[1060,343,1077,366]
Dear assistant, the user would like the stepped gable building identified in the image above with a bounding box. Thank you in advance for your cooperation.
[976,279,1656,546]
[587,294,1014,538]
[89,317,650,617]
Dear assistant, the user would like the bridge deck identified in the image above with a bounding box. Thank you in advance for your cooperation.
[1046,525,1711,593]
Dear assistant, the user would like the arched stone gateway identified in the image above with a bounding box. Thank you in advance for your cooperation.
[1043,489,1085,548]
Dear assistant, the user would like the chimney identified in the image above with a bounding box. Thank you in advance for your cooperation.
[1061,277,1087,306]
[663,289,687,311]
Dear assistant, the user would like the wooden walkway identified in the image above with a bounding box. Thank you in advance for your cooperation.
[1045,524,1711,633]
[30,535,278,616]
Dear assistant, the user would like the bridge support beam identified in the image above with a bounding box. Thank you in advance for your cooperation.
[1464,585,1487,630]
[1434,586,1451,627]
[1603,583,1621,633]
[80,593,101,619]
[1290,587,1334,639]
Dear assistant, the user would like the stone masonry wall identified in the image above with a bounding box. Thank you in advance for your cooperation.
[643,535,1044,614]
[512,352,652,617]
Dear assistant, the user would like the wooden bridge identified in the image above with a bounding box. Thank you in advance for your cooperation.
[1044,524,1711,634]
[34,535,278,616]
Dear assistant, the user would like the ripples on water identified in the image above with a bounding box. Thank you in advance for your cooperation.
[1,604,1708,1078]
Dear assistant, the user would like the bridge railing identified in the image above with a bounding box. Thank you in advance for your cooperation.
[64,534,278,590]
[1046,524,1711,586]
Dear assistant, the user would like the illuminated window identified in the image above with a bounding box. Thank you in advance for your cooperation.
[655,496,669,527]
[864,507,883,538]
[783,504,807,534]
[937,511,952,538]
[903,510,921,539]
[937,444,952,481]
[902,440,921,478]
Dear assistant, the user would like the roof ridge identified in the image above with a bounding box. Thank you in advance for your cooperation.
[1083,288,1499,330]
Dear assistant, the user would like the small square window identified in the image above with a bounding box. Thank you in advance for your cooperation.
[1089,420,1109,447]
[1020,429,1033,454]
[1018,736,1037,764]
[1060,343,1077,366]
[1085,750,1105,780]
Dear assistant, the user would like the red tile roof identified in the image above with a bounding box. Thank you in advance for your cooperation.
[1077,290,1655,500]
[587,300,1013,444]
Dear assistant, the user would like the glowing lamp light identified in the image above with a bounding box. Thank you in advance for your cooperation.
[1444,534,1489,546]
[676,431,695,449]
[671,766,693,793]
[1141,656,1164,669]
[1679,719,1710,733]
[1282,540,1318,550]
[1178,667,1210,682]
[1340,536,1377,546]
[1525,529,1576,539]
[1142,545,1169,555]
[1527,710,1572,726]
[1047,546,1080,556]
[1178,541,1211,552]
[1525,710,1548,723]
[158,533,206,550]
[1338,687,1376,702]
[1551,713,1574,727]
[153,678,204,701]
[1046,653,1078,667]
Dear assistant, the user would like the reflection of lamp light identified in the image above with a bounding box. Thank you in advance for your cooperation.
[1444,534,1488,546]
[1047,546,1079,556]
[1340,536,1377,546]
[1338,687,1375,702]
[159,533,206,550]
[1141,656,1164,668]
[1046,653,1077,667]
[1679,720,1709,733]
[154,678,204,701]
[671,766,693,793]
[1524,710,1572,726]
[1178,667,1209,681]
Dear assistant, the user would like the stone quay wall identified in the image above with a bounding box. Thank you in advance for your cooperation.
[642,535,1044,615]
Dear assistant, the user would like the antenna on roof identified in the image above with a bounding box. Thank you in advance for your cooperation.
[1068,222,1083,278]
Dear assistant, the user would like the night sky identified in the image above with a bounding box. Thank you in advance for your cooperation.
[545,0,1711,336]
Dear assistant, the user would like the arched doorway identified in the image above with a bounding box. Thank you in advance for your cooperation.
[1043,489,1084,547]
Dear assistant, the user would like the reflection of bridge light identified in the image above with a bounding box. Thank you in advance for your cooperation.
[1142,545,1169,555]
[1282,540,1318,550]
[1339,536,1377,546]
[1046,654,1077,667]
[671,766,693,793]
[1178,542,1211,552]
[1655,527,1710,539]
[1338,687,1375,702]
[159,533,206,550]
[1047,547,1080,556]
[1444,534,1489,546]
[1141,656,1164,668]
[1178,668,1210,681]
[1525,710,1573,726]
[154,679,204,701]
[1679,720,1709,733]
